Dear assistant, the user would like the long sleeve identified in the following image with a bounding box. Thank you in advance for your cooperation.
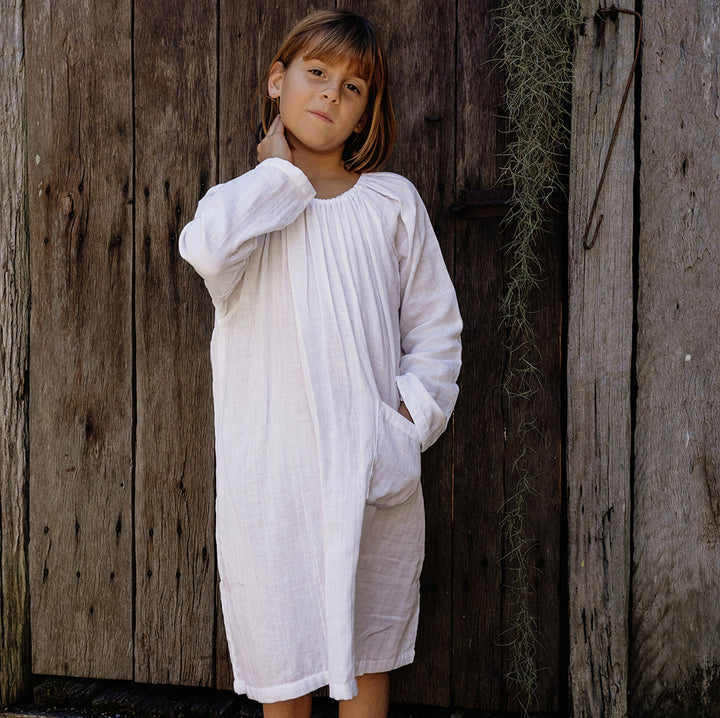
[394,185,462,451]
[179,157,315,309]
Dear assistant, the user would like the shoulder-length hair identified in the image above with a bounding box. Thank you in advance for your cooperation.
[257,9,396,173]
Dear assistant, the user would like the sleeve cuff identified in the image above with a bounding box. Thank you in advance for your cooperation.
[396,372,452,451]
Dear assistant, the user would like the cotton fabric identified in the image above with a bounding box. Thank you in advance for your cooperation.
[179,158,462,703]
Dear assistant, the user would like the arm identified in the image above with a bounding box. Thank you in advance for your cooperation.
[179,156,314,308]
[395,186,463,451]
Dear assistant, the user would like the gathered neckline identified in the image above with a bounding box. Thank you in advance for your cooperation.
[310,173,369,205]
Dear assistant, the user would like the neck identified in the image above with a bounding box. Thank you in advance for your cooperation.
[292,148,347,184]
[286,133,357,199]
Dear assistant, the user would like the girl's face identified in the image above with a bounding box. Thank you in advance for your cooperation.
[268,53,369,161]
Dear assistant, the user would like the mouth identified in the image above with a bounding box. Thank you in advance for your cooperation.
[309,110,332,122]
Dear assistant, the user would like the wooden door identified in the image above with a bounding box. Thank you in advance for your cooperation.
[25,0,564,711]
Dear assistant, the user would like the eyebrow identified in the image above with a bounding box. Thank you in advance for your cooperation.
[301,56,368,83]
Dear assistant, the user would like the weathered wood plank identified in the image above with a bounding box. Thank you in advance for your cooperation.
[566,1,636,716]
[26,0,134,679]
[631,3,720,715]
[134,0,217,686]
[452,218,506,711]
[0,0,31,705]
[452,0,505,710]
[501,216,564,714]
[453,216,564,714]
[218,1,317,183]
[341,0,456,705]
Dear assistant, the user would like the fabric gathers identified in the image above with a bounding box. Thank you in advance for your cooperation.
[179,157,462,703]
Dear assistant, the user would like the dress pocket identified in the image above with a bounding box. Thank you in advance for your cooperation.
[367,399,422,507]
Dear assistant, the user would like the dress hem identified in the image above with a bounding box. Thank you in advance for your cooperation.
[233,649,416,703]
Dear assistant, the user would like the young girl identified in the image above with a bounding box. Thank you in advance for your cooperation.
[179,10,462,718]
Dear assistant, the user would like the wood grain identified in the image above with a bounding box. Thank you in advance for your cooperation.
[133,0,217,686]
[26,0,134,679]
[452,0,506,710]
[501,217,564,713]
[566,1,636,716]
[218,0,318,183]
[452,217,506,711]
[456,0,564,711]
[19,0,568,707]
[0,0,31,704]
[632,2,720,715]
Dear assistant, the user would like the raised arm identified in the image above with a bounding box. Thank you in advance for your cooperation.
[179,157,315,308]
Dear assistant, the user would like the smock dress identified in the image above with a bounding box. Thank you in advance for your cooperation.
[179,157,462,703]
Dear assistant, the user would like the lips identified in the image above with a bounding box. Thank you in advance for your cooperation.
[309,110,332,122]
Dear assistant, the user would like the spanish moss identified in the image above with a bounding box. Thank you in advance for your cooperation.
[496,0,580,712]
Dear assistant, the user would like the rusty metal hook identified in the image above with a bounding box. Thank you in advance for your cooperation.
[582,4,643,250]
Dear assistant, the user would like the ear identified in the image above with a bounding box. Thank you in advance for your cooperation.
[268,61,286,98]
[354,112,368,134]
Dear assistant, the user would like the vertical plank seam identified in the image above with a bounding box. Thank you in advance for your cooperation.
[21,0,31,681]
[212,0,221,689]
[22,0,31,666]
[215,0,221,187]
[449,0,459,706]
[627,0,642,701]
[130,0,138,683]
[1,0,31,701]
[498,269,509,713]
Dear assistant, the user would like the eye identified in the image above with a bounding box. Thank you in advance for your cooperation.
[309,68,324,77]
[345,82,361,94]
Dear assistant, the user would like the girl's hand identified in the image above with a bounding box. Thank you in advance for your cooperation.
[399,402,414,423]
[257,115,293,164]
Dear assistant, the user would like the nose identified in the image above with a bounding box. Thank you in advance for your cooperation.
[322,82,340,102]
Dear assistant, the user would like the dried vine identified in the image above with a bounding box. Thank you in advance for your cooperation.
[496,0,580,712]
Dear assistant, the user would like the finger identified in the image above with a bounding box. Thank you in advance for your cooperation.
[268,114,284,135]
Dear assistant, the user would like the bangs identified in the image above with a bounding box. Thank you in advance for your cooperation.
[294,28,375,81]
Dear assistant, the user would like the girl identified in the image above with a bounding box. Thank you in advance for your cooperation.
[179,10,462,718]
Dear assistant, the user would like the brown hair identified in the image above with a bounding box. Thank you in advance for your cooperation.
[258,9,395,173]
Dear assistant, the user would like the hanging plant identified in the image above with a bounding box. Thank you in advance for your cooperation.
[496,0,580,712]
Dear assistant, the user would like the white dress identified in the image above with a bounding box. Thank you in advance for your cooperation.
[179,158,462,703]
